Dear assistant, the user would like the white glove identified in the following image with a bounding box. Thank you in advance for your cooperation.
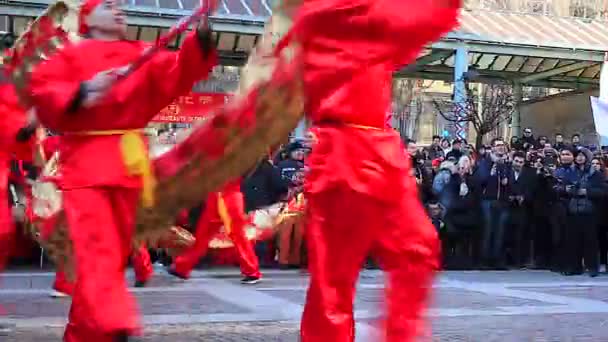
[459,182,469,197]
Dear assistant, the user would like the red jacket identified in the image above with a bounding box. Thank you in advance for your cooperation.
[28,33,217,190]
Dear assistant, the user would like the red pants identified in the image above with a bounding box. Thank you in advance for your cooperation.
[173,191,260,278]
[132,245,153,283]
[0,195,13,271]
[53,269,74,295]
[0,167,14,271]
[54,245,152,296]
[301,187,440,342]
[62,187,142,342]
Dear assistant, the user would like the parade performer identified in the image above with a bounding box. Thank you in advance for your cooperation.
[274,0,462,341]
[26,0,217,339]
[170,178,262,284]
[0,80,37,270]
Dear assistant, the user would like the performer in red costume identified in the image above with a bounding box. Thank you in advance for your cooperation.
[169,178,262,284]
[27,0,217,340]
[279,0,462,341]
[0,79,37,271]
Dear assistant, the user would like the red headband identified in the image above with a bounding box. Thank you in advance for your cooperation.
[78,0,104,35]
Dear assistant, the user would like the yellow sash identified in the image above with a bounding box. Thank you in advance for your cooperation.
[345,123,384,131]
[70,129,156,208]
[216,192,232,235]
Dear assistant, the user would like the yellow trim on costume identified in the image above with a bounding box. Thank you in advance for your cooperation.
[295,193,305,206]
[217,192,232,235]
[344,123,384,131]
[69,129,156,208]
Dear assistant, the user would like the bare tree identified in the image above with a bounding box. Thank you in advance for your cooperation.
[431,82,516,149]
[392,78,434,139]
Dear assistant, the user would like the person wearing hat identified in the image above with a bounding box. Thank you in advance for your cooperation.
[446,138,464,161]
[554,147,606,277]
[26,0,218,340]
[276,140,306,187]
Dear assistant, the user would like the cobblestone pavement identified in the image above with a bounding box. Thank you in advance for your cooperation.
[2,268,608,341]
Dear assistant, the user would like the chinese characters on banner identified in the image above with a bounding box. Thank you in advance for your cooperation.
[151,93,231,123]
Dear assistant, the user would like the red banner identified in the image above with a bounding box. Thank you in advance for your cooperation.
[152,93,230,123]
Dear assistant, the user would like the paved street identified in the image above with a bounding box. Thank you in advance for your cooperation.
[1,267,608,341]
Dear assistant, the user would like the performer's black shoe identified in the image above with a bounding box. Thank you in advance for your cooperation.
[134,280,147,288]
[114,330,130,342]
[241,276,261,285]
[167,267,188,280]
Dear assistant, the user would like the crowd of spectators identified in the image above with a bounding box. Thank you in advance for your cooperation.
[411,128,608,277]
[12,126,608,277]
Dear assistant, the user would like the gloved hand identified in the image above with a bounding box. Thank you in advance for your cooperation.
[196,22,214,55]
[79,65,130,108]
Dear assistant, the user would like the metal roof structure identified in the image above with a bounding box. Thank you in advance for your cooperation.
[0,2,605,89]
[0,0,270,65]
[398,9,608,89]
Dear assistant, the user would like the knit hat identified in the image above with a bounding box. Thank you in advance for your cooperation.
[78,0,104,35]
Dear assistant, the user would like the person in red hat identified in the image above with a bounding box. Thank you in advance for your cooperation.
[275,0,462,341]
[26,0,218,340]
[169,178,262,284]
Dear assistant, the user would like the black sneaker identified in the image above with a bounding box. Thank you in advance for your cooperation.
[167,267,188,280]
[241,276,261,284]
[134,280,147,288]
[114,330,129,342]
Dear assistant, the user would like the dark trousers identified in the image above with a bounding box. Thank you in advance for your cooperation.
[598,223,608,266]
[565,213,599,273]
[531,212,554,269]
[510,206,531,267]
[481,200,509,266]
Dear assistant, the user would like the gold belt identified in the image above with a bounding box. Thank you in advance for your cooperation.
[317,121,385,131]
[67,129,156,208]
[216,192,232,235]
[345,123,384,131]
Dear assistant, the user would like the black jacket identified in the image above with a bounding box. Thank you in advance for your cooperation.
[241,160,289,212]
[554,165,606,215]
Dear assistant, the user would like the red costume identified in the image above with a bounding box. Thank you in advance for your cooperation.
[27,0,217,339]
[171,179,261,281]
[282,0,461,341]
[43,136,153,295]
[0,82,29,270]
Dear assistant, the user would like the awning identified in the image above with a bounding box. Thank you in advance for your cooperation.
[397,9,608,89]
[0,2,606,89]
[0,0,270,65]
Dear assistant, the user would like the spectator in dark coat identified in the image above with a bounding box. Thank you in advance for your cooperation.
[276,141,306,188]
[446,139,464,161]
[242,159,289,212]
[554,149,606,277]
